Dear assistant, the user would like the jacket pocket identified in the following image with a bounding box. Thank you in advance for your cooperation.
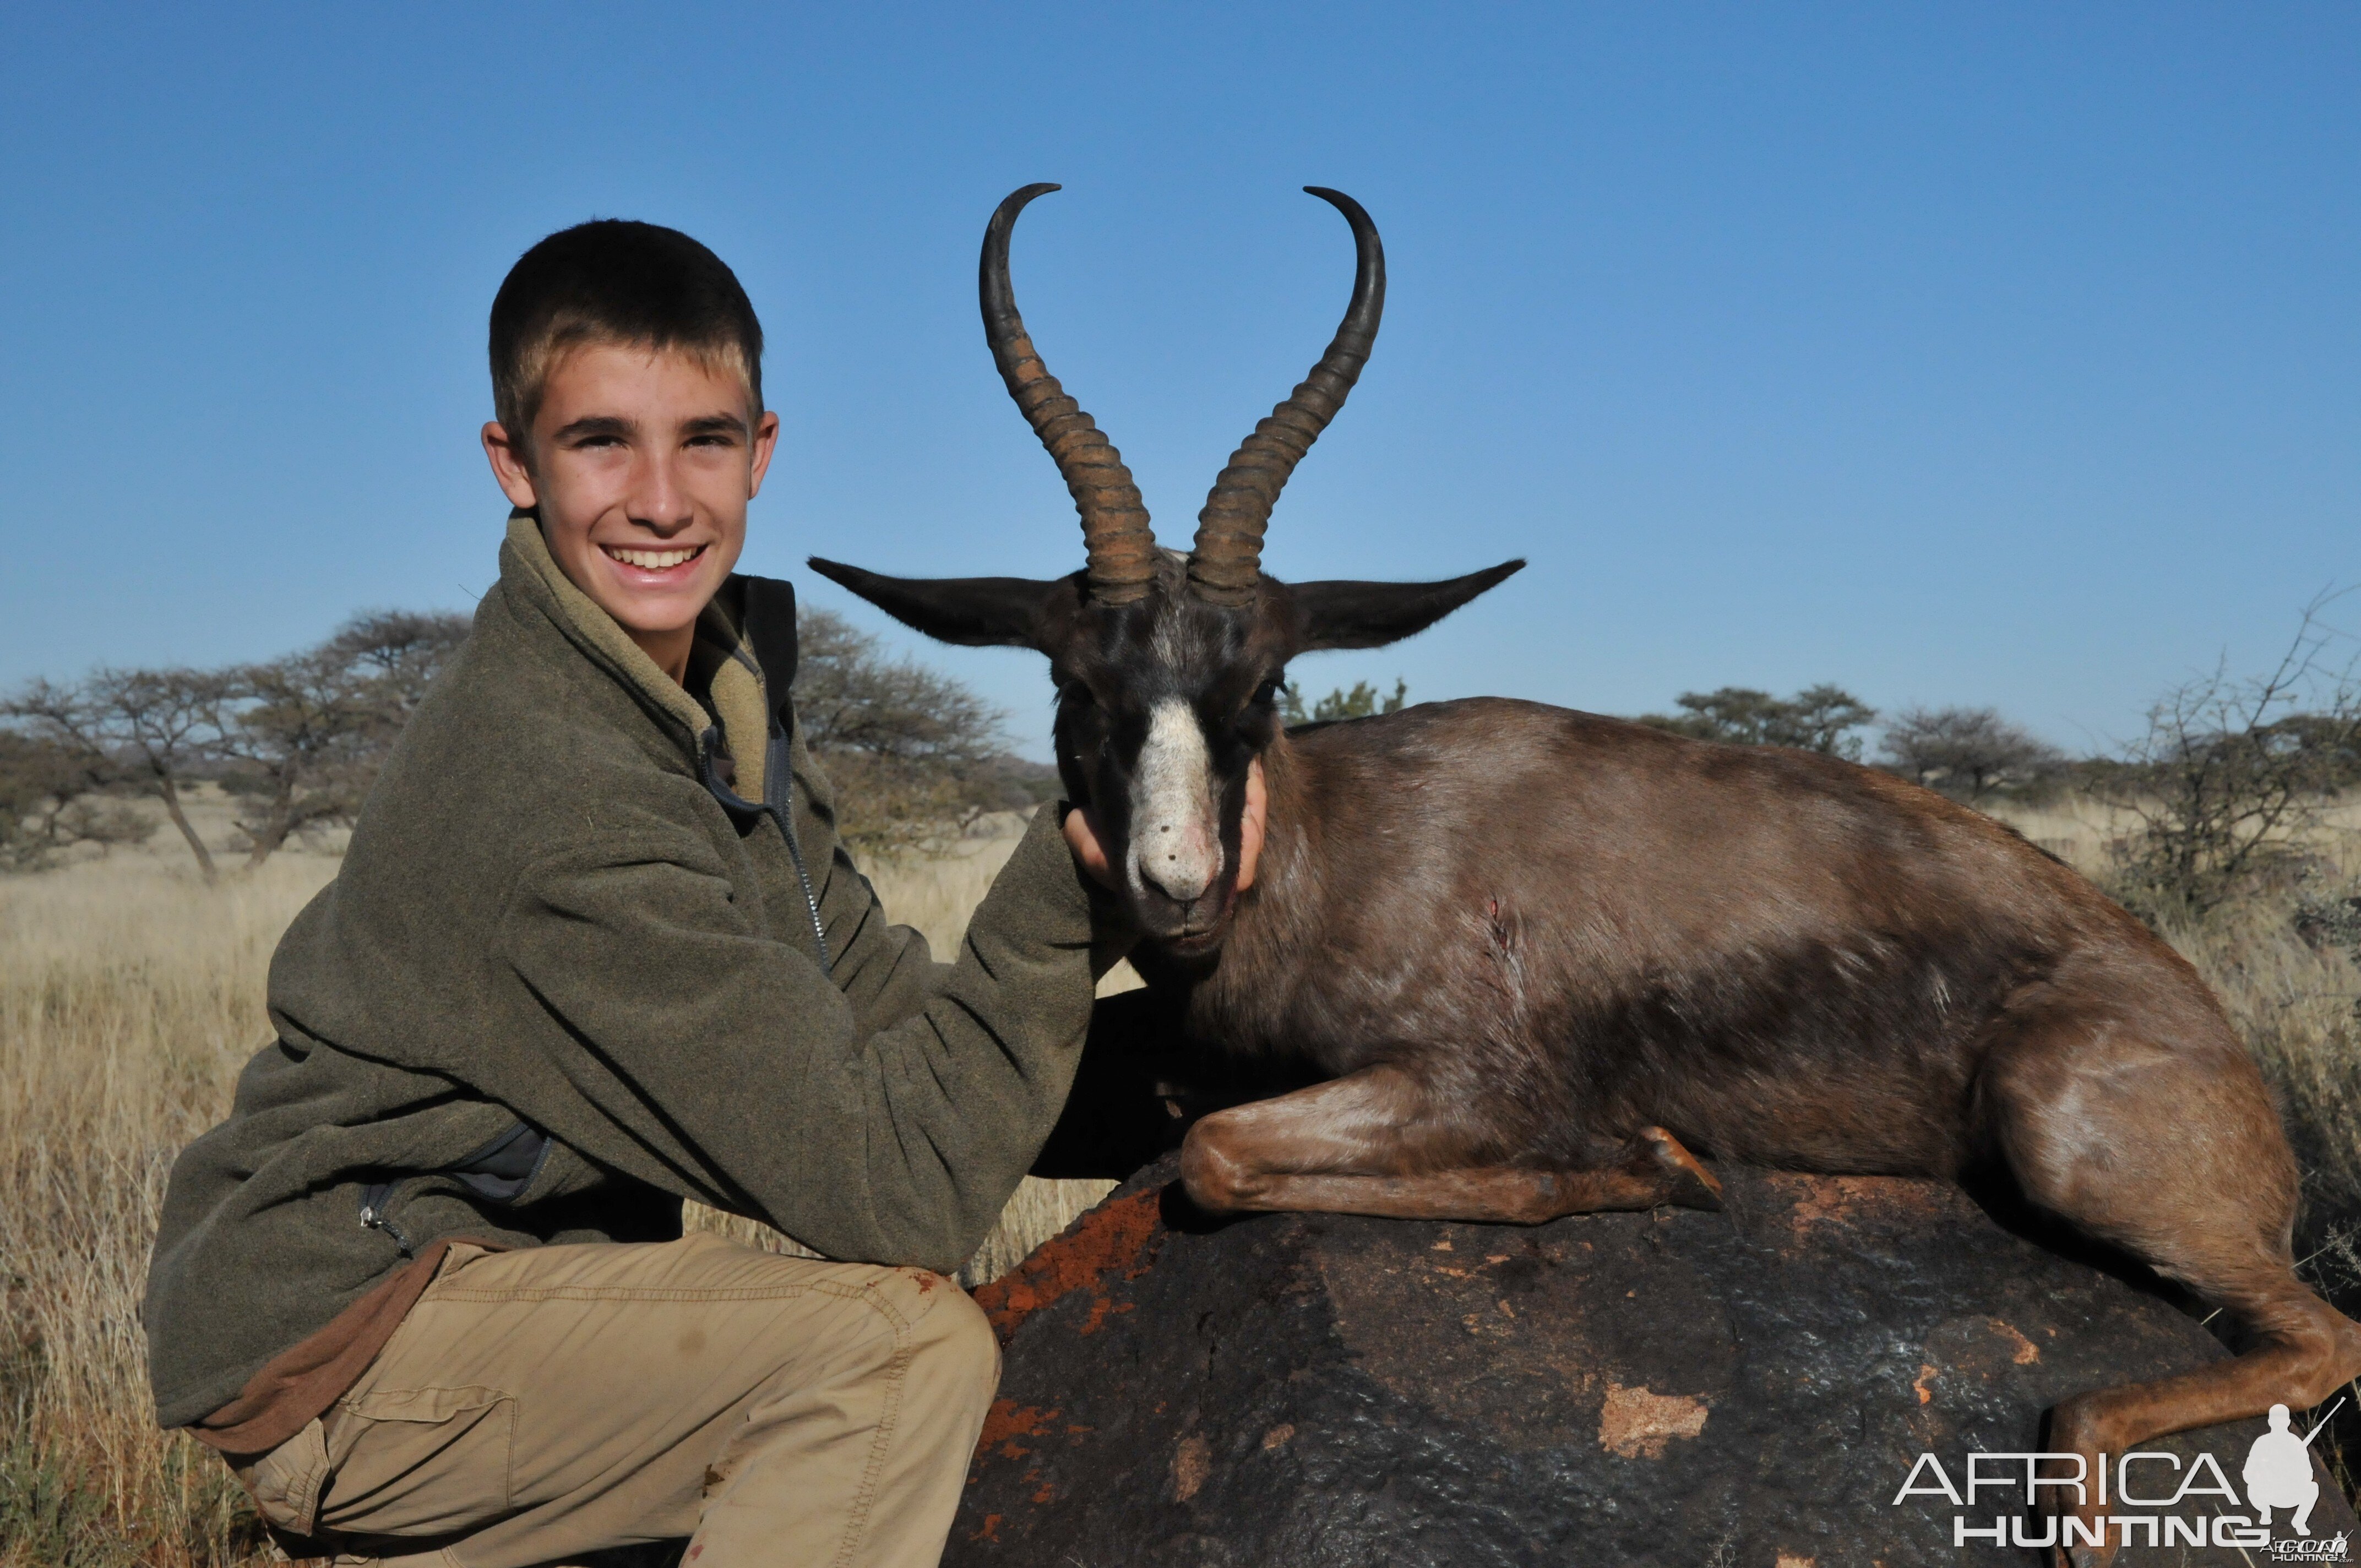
[318,1384,517,1534]
[509,1132,600,1207]
[445,1119,550,1204]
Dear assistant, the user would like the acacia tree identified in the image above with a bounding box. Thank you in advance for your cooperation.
[1279,677,1407,726]
[793,608,1015,856]
[2095,596,2361,919]
[220,647,377,867]
[221,611,471,866]
[2,609,473,876]
[1639,684,1878,760]
[1879,706,2064,804]
[4,668,235,880]
[328,609,472,729]
[0,730,152,869]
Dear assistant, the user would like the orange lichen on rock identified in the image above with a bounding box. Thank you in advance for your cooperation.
[971,1186,1165,1343]
[1172,1433,1211,1501]
[978,1400,1059,1461]
[1597,1381,1711,1458]
[1989,1319,2039,1364]
[1769,1173,1964,1242]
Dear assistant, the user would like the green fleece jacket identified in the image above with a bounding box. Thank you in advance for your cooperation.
[143,515,1100,1431]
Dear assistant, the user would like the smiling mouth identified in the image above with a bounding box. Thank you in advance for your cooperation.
[601,543,706,573]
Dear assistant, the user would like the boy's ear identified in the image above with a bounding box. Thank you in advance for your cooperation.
[482,421,541,511]
[1289,560,1525,651]
[806,558,1070,649]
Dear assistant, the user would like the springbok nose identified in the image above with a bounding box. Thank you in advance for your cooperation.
[1130,698,1223,905]
[1139,818,1220,904]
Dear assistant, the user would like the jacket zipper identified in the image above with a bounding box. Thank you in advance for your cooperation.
[765,726,832,976]
[698,725,831,977]
[359,1181,418,1258]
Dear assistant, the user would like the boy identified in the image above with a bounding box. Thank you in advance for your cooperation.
[144,219,1178,1567]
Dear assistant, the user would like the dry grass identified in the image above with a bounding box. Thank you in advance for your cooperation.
[7,789,2359,1565]
[1988,794,2361,879]
[1,843,330,1566]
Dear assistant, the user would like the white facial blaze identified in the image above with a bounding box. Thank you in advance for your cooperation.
[1130,698,1222,903]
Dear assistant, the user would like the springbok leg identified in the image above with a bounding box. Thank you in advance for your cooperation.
[1178,1064,1721,1223]
[1978,995,2361,1567]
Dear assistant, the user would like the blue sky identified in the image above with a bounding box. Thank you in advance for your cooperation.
[3,4,2354,760]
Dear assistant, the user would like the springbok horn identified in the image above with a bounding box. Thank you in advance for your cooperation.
[981,184,1157,606]
[1187,187,1386,607]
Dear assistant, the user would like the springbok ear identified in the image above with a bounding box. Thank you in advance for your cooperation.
[806,559,1067,649]
[1290,560,1525,651]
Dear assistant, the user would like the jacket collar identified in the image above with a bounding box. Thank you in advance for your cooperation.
[498,511,778,794]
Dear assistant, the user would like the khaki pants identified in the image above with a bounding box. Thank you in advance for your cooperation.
[231,1233,1000,1568]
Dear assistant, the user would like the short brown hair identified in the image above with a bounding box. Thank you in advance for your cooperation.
[489,219,764,448]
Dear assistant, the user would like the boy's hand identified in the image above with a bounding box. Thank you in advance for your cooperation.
[1236,758,1266,891]
[1062,800,1117,889]
[1061,758,1267,893]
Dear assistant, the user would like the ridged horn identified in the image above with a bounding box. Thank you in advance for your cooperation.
[981,184,1157,606]
[1188,187,1386,606]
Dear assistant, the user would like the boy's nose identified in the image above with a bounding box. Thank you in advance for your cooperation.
[627,455,696,535]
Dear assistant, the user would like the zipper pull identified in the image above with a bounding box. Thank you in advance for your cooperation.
[359,1183,417,1258]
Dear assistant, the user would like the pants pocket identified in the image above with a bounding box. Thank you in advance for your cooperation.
[318,1384,517,1537]
[230,1416,333,1536]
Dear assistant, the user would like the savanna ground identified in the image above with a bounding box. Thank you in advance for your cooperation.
[5,787,2360,1565]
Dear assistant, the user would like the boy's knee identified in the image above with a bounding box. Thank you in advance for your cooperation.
[906,1273,999,1390]
[878,1271,1000,1428]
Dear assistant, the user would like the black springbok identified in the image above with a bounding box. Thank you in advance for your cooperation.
[810,184,2361,1559]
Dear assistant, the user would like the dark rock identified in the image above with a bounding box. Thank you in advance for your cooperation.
[953,1157,2356,1567]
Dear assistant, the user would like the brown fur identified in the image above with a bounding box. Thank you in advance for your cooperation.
[1156,696,2361,1560]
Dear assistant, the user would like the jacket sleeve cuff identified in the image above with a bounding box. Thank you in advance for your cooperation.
[961,804,1098,960]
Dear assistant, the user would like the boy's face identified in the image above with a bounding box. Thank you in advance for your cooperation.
[483,341,779,674]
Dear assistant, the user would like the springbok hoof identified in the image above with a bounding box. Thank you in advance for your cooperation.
[1638,1126,1725,1212]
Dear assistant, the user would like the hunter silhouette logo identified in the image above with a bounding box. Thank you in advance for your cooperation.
[1892,1401,2350,1556]
[2246,1400,2336,1535]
